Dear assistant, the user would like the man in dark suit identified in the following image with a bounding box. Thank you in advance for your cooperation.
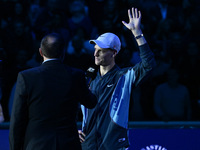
[9,33,97,150]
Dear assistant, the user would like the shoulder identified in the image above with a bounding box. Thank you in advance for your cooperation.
[65,66,85,75]
[118,66,135,76]
[156,83,168,90]
[178,84,189,91]
[64,66,85,80]
[19,67,40,76]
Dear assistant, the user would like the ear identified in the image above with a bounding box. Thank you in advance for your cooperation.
[39,48,43,57]
[112,50,117,58]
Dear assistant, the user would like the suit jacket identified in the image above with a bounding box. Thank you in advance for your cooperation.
[9,60,97,150]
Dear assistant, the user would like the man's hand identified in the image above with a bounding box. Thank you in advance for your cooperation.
[78,130,86,143]
[122,7,146,45]
[122,7,142,35]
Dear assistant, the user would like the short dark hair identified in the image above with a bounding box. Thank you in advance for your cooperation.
[40,33,65,58]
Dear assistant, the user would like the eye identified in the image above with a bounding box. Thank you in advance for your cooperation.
[98,50,103,54]
[95,49,102,54]
[101,49,108,53]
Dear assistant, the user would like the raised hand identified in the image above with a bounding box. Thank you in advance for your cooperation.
[122,7,141,32]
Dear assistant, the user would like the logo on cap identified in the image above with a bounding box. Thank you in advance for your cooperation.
[89,32,121,53]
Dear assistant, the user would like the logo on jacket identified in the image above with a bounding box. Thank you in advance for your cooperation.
[107,84,114,87]
[118,138,126,142]
[141,144,167,150]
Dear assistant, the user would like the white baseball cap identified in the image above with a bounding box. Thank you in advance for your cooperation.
[89,32,121,53]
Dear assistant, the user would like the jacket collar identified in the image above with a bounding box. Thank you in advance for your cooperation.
[41,59,62,66]
[97,65,120,78]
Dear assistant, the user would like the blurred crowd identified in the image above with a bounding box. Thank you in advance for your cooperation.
[0,0,200,122]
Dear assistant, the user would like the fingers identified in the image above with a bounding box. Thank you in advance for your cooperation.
[78,130,86,137]
[122,7,141,29]
[78,130,86,143]
[129,7,140,19]
[138,10,141,18]
[79,135,85,143]
[135,8,138,18]
[121,21,127,26]
[132,7,135,18]
[128,9,132,20]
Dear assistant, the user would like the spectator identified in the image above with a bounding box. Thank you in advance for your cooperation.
[64,27,94,72]
[86,0,107,29]
[0,103,4,123]
[145,0,178,36]
[33,0,69,41]
[2,20,35,67]
[139,45,170,121]
[180,41,200,120]
[67,1,94,39]
[0,59,4,123]
[10,1,30,25]
[154,67,192,121]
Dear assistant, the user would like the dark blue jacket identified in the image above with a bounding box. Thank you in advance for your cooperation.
[81,44,156,150]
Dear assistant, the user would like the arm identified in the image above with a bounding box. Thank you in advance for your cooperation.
[122,7,156,86]
[9,73,29,150]
[122,7,146,46]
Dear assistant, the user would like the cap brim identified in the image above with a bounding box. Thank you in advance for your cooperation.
[89,40,110,49]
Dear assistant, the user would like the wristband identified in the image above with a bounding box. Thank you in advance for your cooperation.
[135,34,143,39]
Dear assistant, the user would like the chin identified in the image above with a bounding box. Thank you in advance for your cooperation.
[95,62,100,66]
[95,60,101,66]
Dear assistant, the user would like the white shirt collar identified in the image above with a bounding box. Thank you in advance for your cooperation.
[43,58,58,63]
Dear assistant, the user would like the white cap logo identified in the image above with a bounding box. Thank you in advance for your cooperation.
[89,32,121,53]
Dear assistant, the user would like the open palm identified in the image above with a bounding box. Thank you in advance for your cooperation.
[122,7,141,31]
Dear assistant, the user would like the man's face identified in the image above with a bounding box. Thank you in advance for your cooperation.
[94,44,115,66]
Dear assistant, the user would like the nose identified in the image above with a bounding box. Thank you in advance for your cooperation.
[94,49,98,57]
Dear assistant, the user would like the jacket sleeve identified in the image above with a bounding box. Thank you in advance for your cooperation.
[9,72,29,150]
[132,43,156,87]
